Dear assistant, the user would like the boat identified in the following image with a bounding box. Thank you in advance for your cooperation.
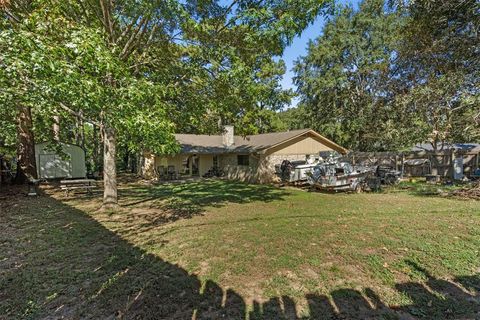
[306,161,375,192]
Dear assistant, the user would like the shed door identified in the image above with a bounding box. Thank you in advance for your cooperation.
[39,154,72,179]
[39,154,56,179]
[55,156,72,178]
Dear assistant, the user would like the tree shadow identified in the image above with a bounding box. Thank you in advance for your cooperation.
[0,193,248,319]
[1,193,479,319]
[395,260,480,319]
[122,179,289,208]
[114,179,290,228]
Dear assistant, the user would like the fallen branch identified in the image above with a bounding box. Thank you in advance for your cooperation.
[450,181,480,200]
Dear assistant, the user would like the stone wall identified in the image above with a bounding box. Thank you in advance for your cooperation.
[220,154,259,183]
[218,154,237,168]
[263,154,307,172]
[219,153,308,184]
[255,154,308,184]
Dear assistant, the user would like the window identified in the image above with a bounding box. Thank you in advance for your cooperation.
[237,155,250,166]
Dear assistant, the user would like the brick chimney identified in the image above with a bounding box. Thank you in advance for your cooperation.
[222,125,234,147]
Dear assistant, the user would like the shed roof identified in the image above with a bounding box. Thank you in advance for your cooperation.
[412,142,480,153]
[174,129,347,154]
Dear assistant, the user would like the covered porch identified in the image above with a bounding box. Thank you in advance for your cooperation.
[145,153,218,180]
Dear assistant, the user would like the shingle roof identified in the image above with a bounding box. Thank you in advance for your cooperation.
[174,134,232,154]
[174,129,347,154]
[234,129,312,150]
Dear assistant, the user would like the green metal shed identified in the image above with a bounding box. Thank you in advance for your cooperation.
[35,142,87,179]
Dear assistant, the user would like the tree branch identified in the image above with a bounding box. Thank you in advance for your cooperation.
[216,0,239,34]
[119,16,149,60]
[2,8,21,23]
[99,0,116,42]
[58,102,101,126]
[115,15,140,45]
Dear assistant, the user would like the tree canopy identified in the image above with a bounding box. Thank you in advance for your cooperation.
[293,0,479,151]
[1,0,331,204]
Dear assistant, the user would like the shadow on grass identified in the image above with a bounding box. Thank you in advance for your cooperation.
[1,194,479,319]
[117,179,290,225]
[122,179,288,207]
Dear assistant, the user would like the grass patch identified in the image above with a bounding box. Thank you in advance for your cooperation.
[1,179,479,319]
[387,179,467,197]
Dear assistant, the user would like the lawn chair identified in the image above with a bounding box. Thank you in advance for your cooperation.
[167,165,176,180]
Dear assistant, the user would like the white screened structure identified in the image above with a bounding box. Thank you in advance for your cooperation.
[35,142,87,179]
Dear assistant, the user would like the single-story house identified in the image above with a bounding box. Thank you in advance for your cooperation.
[143,126,347,183]
[35,142,87,179]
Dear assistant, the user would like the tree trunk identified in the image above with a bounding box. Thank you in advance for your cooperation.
[93,124,99,174]
[53,115,60,141]
[102,126,118,208]
[75,111,85,148]
[131,152,138,173]
[123,149,130,172]
[136,151,144,176]
[14,105,37,184]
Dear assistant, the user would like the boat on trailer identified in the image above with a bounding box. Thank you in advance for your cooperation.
[278,152,400,192]
[306,162,375,192]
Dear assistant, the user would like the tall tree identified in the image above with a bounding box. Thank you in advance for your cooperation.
[1,1,178,203]
[395,0,480,150]
[14,105,36,183]
[275,105,310,131]
[295,0,479,152]
[1,0,331,206]
[294,0,410,151]
[1,0,39,182]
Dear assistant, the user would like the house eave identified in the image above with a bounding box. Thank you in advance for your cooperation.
[259,129,348,155]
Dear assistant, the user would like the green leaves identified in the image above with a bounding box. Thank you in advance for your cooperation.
[1,0,334,156]
[294,0,479,151]
[295,0,406,151]
[395,0,480,147]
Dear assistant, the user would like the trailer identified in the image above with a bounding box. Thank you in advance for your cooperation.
[278,153,400,192]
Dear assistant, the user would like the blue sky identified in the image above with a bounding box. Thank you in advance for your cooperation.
[280,0,361,108]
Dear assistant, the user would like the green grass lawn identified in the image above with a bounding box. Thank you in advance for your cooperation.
[1,179,479,319]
